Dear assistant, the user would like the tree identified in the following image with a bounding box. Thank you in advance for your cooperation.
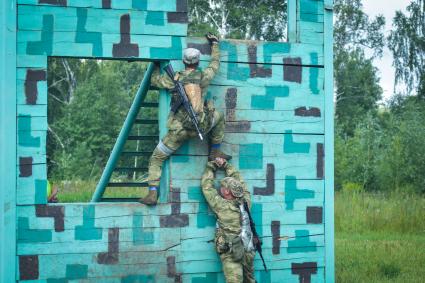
[188,0,287,41]
[47,59,151,180]
[388,0,425,97]
[334,0,386,59]
[335,49,383,135]
[333,0,385,136]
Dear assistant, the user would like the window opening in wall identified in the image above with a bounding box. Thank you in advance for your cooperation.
[188,0,288,42]
[47,57,159,203]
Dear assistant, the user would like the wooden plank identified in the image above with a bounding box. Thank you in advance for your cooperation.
[167,61,325,88]
[208,85,324,111]
[288,0,297,42]
[299,30,324,45]
[18,30,185,60]
[17,79,47,105]
[18,5,187,37]
[17,163,47,205]
[17,0,182,12]
[0,0,17,281]
[169,133,324,179]
[324,1,335,282]
[182,268,325,283]
[18,105,47,117]
[187,37,324,65]
[17,116,47,131]
[17,54,47,68]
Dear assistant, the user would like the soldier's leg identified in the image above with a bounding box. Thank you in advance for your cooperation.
[242,251,256,283]
[206,110,231,161]
[140,129,189,205]
[220,253,243,283]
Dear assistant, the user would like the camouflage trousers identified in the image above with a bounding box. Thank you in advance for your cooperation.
[220,251,256,283]
[147,109,225,187]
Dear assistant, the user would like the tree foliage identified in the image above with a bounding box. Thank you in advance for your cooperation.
[388,0,425,96]
[334,0,386,59]
[335,50,382,135]
[188,0,287,41]
[333,0,385,136]
[47,59,151,180]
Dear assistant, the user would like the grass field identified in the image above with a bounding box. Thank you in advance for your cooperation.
[335,191,425,283]
[53,181,425,282]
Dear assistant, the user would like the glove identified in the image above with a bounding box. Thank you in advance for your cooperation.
[206,161,219,171]
[206,32,219,44]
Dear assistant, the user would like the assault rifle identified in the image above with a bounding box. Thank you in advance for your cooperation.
[243,201,268,271]
[163,64,204,141]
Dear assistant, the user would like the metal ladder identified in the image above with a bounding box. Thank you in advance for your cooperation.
[91,63,159,202]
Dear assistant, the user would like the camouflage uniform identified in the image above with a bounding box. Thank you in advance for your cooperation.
[147,43,224,188]
[201,161,256,283]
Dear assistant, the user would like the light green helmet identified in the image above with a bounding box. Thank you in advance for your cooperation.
[183,48,201,64]
[221,177,244,198]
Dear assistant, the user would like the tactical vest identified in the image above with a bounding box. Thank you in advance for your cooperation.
[174,69,204,114]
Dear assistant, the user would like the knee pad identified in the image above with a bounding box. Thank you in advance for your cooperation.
[156,140,175,157]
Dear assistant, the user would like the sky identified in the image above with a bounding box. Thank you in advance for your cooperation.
[362,0,410,101]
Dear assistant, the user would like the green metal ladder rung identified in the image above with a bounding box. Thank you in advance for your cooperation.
[127,135,158,141]
[107,182,148,187]
[141,102,159,108]
[121,151,153,156]
[100,198,140,202]
[114,167,148,172]
[91,63,156,203]
[134,119,158,124]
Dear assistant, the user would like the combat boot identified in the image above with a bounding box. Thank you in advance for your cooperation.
[139,189,158,205]
[208,148,232,161]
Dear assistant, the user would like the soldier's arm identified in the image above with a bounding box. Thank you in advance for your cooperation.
[201,161,224,213]
[224,163,251,208]
[200,43,220,88]
[150,65,175,90]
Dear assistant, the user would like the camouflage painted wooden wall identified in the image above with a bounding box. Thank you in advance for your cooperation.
[13,0,334,282]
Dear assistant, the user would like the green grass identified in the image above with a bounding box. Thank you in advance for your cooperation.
[55,180,148,202]
[335,191,425,283]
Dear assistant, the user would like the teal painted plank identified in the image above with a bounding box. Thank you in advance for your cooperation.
[324,1,335,282]
[182,268,325,283]
[288,0,297,42]
[17,104,47,117]
[171,132,320,160]
[18,5,187,37]
[206,63,324,88]
[171,60,324,88]
[300,0,324,14]
[0,0,17,281]
[299,31,324,45]
[17,131,46,157]
[158,63,171,202]
[299,21,324,33]
[17,0,180,12]
[18,30,185,60]
[17,55,47,68]
[207,85,324,110]
[17,164,47,205]
[187,38,324,65]
[17,116,47,131]
[17,79,47,105]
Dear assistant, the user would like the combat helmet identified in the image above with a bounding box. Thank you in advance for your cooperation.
[221,177,244,198]
[183,48,201,65]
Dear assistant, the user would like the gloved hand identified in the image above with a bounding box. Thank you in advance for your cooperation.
[214,157,227,168]
[206,32,219,44]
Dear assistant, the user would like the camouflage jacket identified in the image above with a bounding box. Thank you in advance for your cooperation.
[201,161,251,236]
[150,43,220,99]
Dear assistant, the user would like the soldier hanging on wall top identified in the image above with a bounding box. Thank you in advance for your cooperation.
[139,33,231,205]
